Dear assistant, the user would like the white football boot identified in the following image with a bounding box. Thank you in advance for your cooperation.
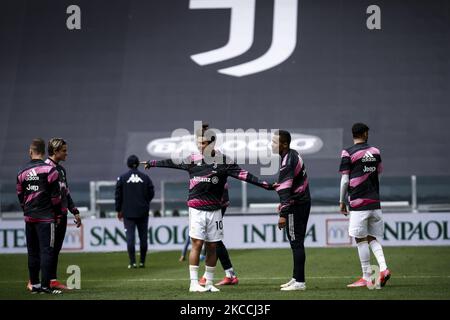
[280,278,296,288]
[189,282,208,292]
[280,282,306,291]
[204,282,220,292]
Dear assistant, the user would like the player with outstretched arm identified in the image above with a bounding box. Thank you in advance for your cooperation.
[143,124,274,292]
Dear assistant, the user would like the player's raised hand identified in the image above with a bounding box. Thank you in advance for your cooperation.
[339,202,348,216]
[140,161,151,170]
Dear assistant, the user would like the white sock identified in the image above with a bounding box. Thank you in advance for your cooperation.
[357,241,372,281]
[189,265,199,285]
[204,266,216,285]
[369,240,387,272]
[225,268,235,278]
[32,283,41,289]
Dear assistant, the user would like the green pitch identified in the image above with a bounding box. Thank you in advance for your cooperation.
[0,246,449,300]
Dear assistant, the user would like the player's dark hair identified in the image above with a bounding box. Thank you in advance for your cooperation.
[275,130,291,146]
[48,138,67,156]
[127,155,140,169]
[30,138,46,155]
[195,123,216,143]
[352,123,369,138]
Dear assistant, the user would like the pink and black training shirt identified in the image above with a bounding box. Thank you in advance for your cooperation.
[146,152,271,211]
[16,159,62,223]
[339,142,383,211]
[45,158,78,217]
[275,149,311,217]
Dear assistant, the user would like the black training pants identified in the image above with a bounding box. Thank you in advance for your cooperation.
[285,202,311,282]
[26,221,55,288]
[124,216,149,264]
[50,215,67,280]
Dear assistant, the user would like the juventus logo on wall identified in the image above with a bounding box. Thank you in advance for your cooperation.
[189,0,298,77]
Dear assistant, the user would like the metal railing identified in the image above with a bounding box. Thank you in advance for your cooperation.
[411,175,418,212]
[0,175,446,219]
[89,175,426,217]
[89,180,162,218]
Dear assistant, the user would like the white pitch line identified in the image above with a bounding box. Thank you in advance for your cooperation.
[0,275,449,283]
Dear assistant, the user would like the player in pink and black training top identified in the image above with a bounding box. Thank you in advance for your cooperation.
[44,138,82,291]
[16,138,63,294]
[272,130,311,291]
[339,123,391,288]
[143,124,273,293]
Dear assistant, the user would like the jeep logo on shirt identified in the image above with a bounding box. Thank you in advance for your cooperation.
[363,166,376,173]
[26,185,39,192]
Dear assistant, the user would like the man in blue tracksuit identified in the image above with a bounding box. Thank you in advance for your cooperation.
[115,155,154,268]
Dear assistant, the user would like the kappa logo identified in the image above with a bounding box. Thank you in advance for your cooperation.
[127,174,144,184]
[362,151,376,162]
[25,169,39,181]
[189,0,298,77]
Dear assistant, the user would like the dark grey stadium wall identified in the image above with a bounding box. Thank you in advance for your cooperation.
[0,0,449,187]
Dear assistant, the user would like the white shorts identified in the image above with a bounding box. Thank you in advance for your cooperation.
[348,209,384,239]
[188,207,223,242]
